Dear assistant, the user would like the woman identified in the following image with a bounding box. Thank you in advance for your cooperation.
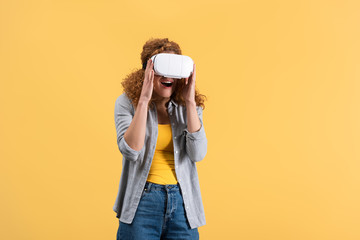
[114,38,207,240]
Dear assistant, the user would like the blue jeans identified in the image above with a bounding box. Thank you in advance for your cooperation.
[117,181,199,240]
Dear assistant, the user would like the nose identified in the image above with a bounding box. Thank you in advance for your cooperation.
[162,76,174,81]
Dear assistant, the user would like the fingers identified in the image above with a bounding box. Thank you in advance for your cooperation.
[145,59,152,74]
[148,68,153,81]
[146,59,152,70]
[145,59,153,82]
[150,69,154,84]
[149,59,153,71]
[140,59,155,102]
[186,63,196,85]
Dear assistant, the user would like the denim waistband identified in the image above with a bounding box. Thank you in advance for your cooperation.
[144,181,180,191]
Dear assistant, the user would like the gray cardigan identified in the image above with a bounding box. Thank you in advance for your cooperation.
[113,93,207,229]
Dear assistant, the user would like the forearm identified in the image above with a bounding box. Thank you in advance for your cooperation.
[124,100,148,151]
[186,101,201,133]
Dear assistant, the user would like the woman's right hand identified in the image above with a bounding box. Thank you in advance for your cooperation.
[139,59,154,103]
[123,59,154,151]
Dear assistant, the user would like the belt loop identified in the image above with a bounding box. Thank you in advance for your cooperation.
[146,182,153,192]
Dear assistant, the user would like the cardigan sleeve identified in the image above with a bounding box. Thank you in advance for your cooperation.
[114,94,142,162]
[184,106,207,162]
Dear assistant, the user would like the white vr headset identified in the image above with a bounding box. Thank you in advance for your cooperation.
[143,53,194,79]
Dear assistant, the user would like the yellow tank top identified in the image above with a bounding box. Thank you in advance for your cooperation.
[146,124,178,185]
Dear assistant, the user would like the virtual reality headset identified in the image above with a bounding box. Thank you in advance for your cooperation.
[142,53,194,79]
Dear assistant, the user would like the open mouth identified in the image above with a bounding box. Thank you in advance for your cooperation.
[160,81,173,87]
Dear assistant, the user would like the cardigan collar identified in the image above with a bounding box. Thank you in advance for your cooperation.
[169,98,178,107]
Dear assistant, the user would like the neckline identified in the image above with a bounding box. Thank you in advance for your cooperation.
[158,123,171,125]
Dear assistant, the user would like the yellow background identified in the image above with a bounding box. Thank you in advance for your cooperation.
[1,0,359,239]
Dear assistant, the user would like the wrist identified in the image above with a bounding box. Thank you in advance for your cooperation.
[137,99,149,108]
[185,100,196,107]
[138,97,150,105]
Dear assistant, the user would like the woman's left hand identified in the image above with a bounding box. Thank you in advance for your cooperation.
[182,63,196,104]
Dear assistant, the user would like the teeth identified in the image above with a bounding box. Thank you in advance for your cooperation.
[161,81,172,83]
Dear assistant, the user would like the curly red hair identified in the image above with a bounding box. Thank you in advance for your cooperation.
[121,38,207,110]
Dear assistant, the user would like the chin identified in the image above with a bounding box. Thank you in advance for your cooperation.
[154,88,174,98]
[160,93,173,98]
